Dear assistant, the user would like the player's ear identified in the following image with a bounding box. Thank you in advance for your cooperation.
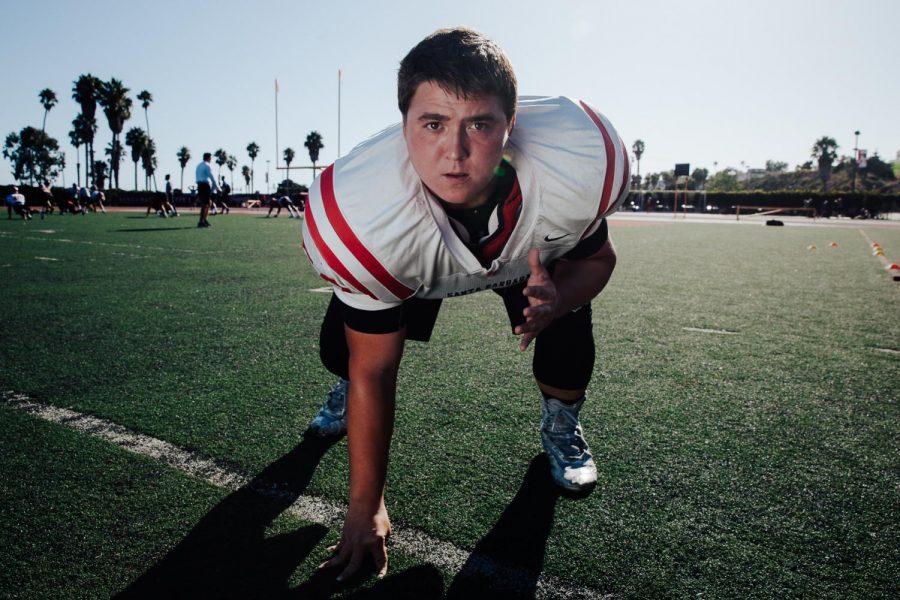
[507,113,516,136]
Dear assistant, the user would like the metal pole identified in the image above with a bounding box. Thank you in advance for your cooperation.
[672,179,677,219]
[337,69,342,158]
[851,130,860,193]
[275,80,280,170]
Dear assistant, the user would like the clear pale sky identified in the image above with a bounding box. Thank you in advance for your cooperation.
[2,0,898,190]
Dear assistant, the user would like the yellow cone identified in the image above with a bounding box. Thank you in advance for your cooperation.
[807,244,817,251]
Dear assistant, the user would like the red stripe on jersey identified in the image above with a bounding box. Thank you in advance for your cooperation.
[320,166,416,300]
[303,192,376,298]
[480,176,522,261]
[319,272,354,293]
[616,139,630,202]
[301,238,354,294]
[580,143,628,240]
[578,101,617,217]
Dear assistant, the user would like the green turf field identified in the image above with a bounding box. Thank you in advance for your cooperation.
[1,212,898,598]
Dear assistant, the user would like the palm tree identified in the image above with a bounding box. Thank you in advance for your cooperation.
[632,140,645,184]
[70,113,96,189]
[176,146,191,190]
[72,74,102,186]
[811,136,839,192]
[68,125,83,187]
[241,165,251,192]
[97,78,133,190]
[246,142,259,191]
[105,140,124,189]
[283,147,295,184]
[92,160,108,191]
[137,90,153,136]
[226,154,237,189]
[214,148,228,180]
[141,138,157,190]
[304,131,324,178]
[125,127,147,191]
[39,89,58,132]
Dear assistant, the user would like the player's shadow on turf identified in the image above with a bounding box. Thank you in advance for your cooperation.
[113,434,446,600]
[113,435,341,599]
[445,453,564,599]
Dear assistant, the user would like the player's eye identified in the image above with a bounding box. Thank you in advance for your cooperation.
[471,122,490,132]
[425,122,442,131]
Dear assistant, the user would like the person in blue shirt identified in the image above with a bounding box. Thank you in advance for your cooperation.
[194,152,220,228]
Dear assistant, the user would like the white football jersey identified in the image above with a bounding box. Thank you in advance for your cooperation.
[301,96,629,311]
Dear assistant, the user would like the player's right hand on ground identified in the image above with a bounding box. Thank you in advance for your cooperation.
[319,503,391,582]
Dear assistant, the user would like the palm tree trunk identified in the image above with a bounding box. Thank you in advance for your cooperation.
[180,167,184,191]
[89,142,95,188]
[134,161,138,191]
[42,111,48,133]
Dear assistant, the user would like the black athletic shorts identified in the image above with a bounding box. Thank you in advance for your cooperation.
[197,182,211,206]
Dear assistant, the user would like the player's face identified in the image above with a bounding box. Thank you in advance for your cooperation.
[403,81,514,209]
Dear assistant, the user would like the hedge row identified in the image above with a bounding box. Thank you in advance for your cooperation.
[631,190,900,217]
[6,185,308,208]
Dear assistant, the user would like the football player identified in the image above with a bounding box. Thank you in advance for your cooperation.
[302,27,629,581]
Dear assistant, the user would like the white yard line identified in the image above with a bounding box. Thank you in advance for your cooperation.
[858,229,900,283]
[683,327,739,335]
[2,232,224,255]
[2,391,613,599]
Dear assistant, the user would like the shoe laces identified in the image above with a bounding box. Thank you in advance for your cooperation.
[322,378,348,418]
[542,399,590,456]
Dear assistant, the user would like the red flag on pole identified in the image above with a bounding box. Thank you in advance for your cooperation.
[857,149,867,168]
[275,79,280,94]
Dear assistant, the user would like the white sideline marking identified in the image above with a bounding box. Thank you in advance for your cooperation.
[683,327,738,335]
[6,232,225,255]
[873,348,900,355]
[309,287,333,293]
[1,391,612,599]
[34,256,60,262]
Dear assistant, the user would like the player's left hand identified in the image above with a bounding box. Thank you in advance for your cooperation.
[515,248,558,351]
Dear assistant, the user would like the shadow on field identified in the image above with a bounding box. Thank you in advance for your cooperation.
[113,434,446,599]
[113,436,339,599]
[445,454,563,598]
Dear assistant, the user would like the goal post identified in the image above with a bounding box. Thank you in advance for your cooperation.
[734,205,817,220]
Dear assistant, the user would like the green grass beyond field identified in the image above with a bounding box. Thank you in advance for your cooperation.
[1,211,898,598]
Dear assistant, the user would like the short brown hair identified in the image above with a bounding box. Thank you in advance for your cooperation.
[398,27,517,122]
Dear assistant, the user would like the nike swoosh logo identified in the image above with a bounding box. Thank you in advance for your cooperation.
[543,233,571,242]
